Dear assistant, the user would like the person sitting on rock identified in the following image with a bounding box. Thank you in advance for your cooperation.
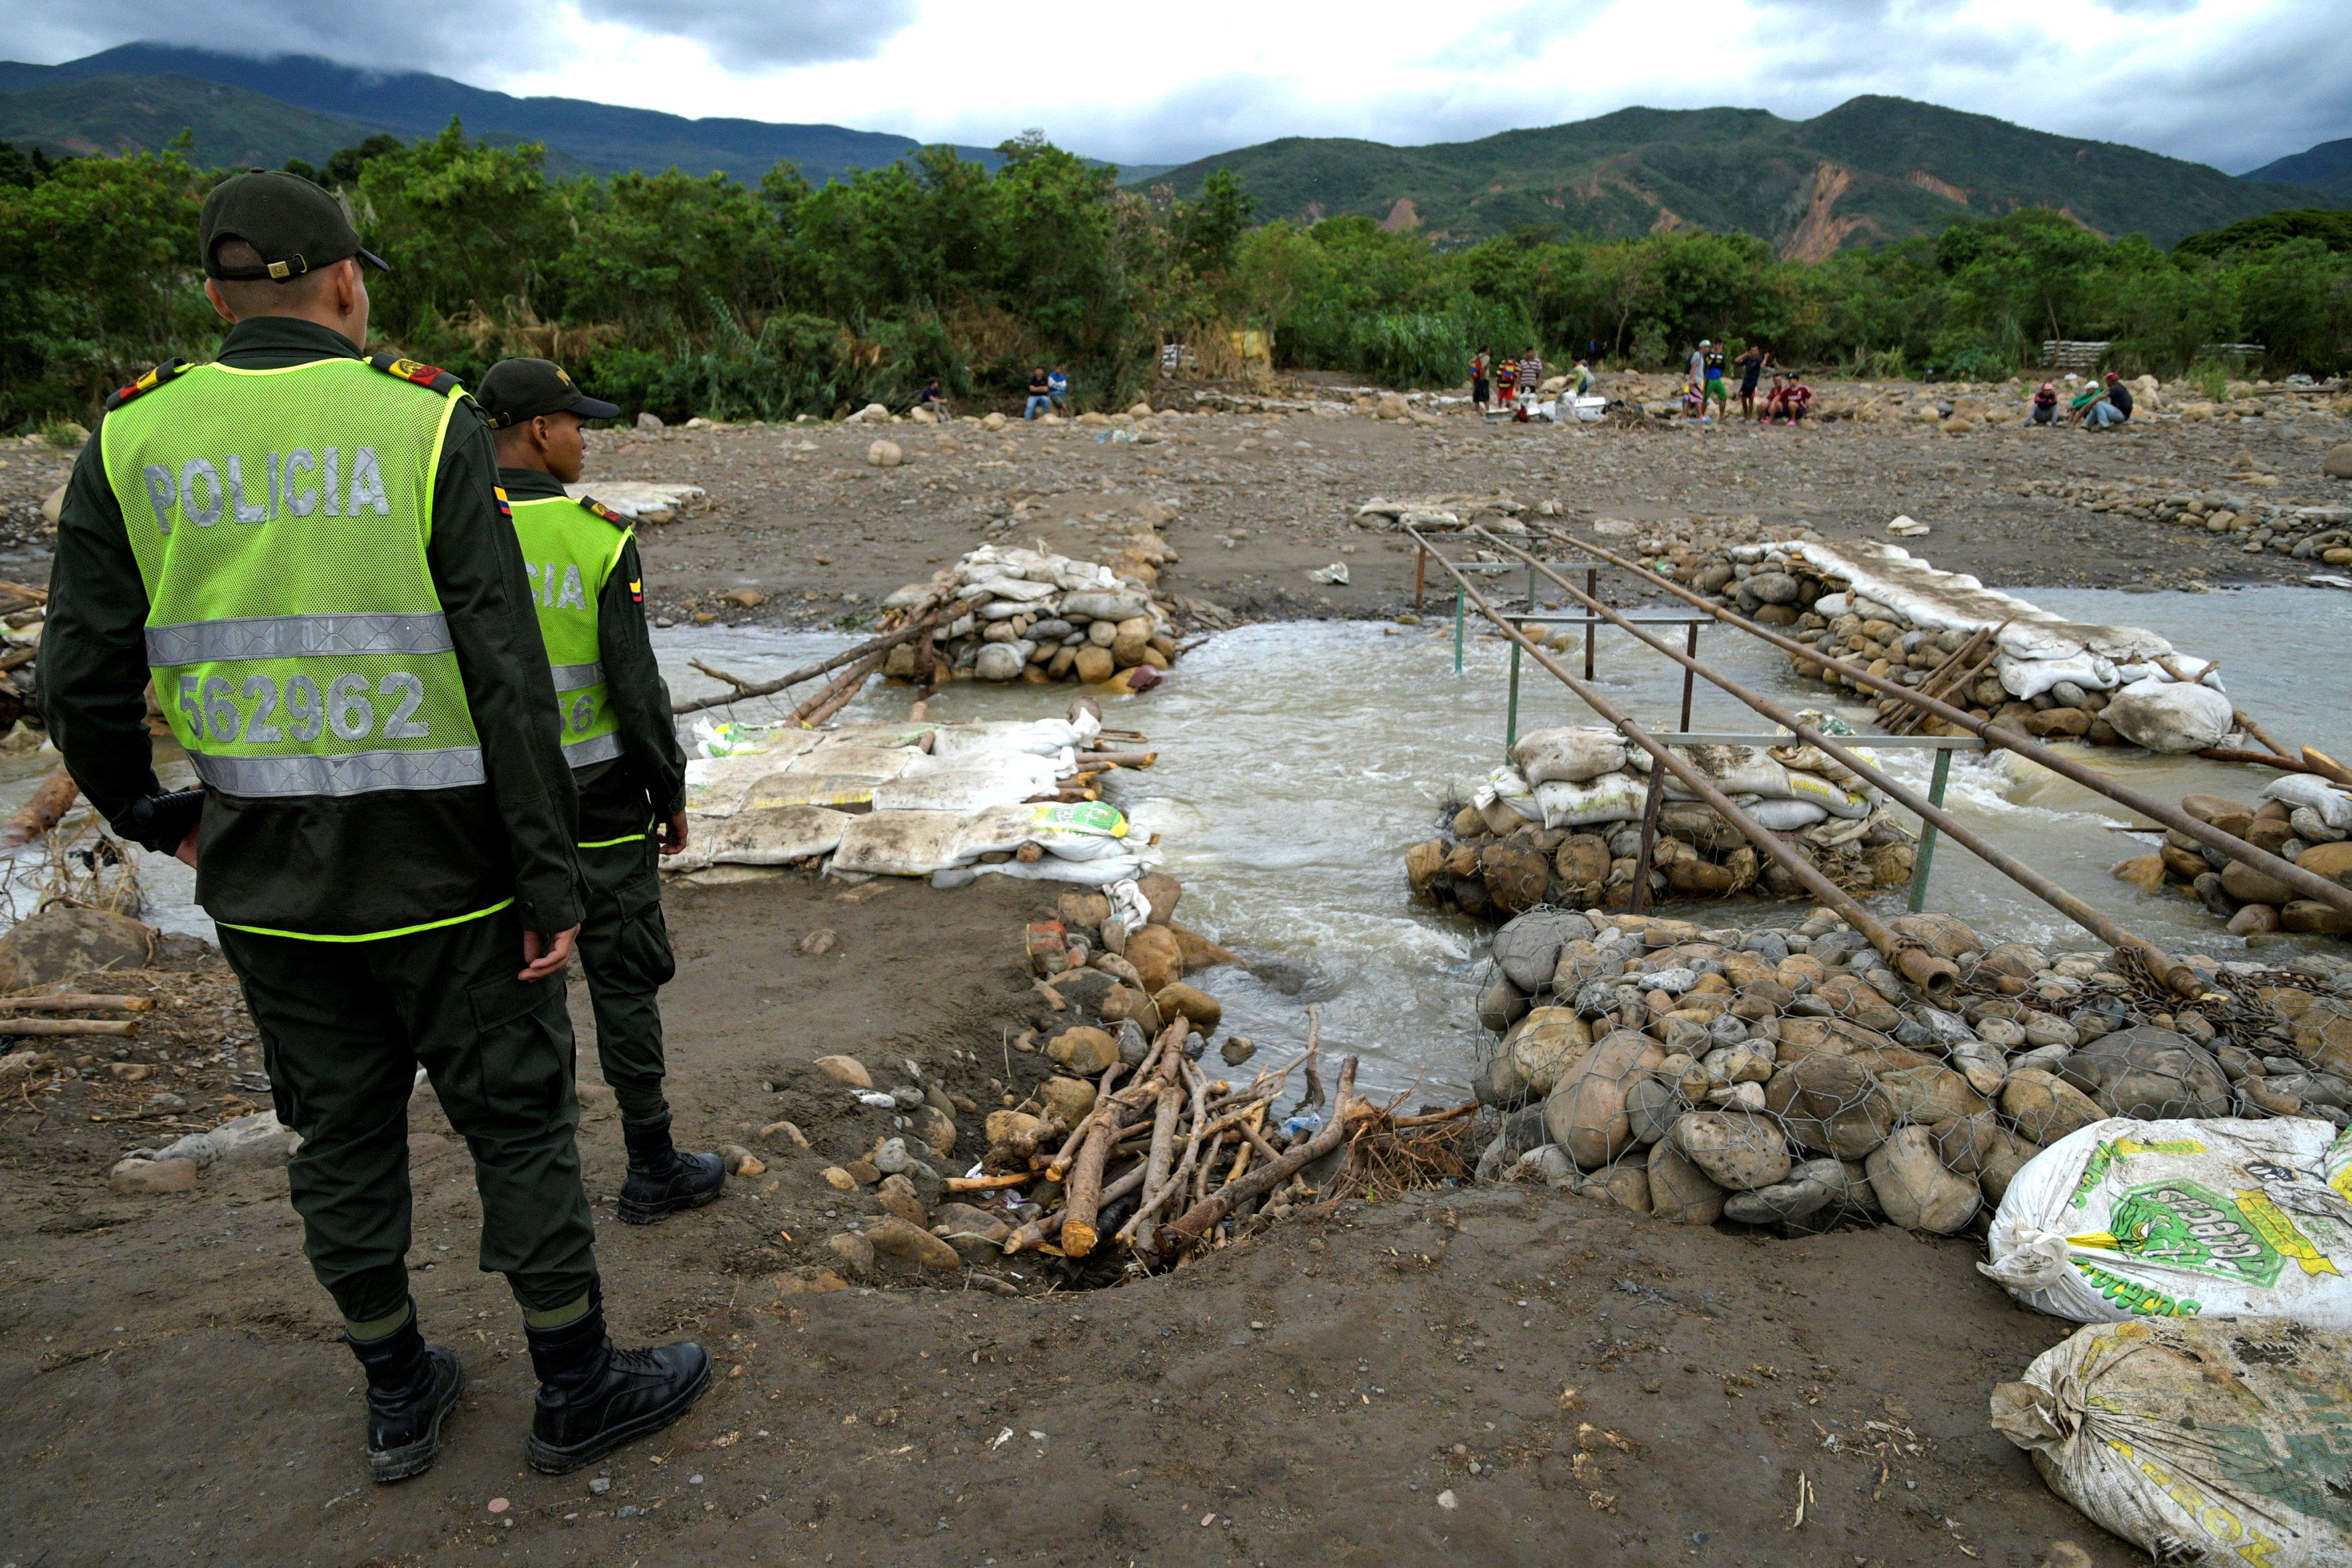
[2029,382,2060,426]
[1024,368,1050,420]
[2083,371,2132,431]
[915,377,947,415]
[1047,365,1071,415]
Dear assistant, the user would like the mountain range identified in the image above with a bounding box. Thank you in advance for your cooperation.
[1,44,2345,257]
[1152,97,2352,255]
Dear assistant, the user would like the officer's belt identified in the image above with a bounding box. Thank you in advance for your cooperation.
[145,611,456,665]
[187,745,488,797]
[549,660,604,692]
[562,733,624,767]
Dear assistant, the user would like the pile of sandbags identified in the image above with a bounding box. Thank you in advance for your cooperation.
[1660,537,2238,752]
[881,542,1181,687]
[2112,777,2352,937]
[1404,724,1915,918]
[1470,902,2352,1237]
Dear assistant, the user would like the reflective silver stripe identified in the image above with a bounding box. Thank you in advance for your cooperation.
[187,746,487,797]
[550,660,604,691]
[562,732,624,768]
[145,612,456,666]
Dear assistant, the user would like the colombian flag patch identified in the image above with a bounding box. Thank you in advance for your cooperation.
[628,578,644,605]
[493,486,512,519]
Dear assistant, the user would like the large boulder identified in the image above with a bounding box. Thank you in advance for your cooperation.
[1544,1029,1661,1168]
[1492,910,1595,992]
[0,906,154,992]
[1646,1139,1725,1225]
[1864,1125,1980,1233]
[1763,1053,1898,1159]
[1999,1068,2105,1145]
[1506,1008,1592,1097]
[2058,1025,2232,1119]
[1480,839,1552,916]
[1669,1109,1792,1192]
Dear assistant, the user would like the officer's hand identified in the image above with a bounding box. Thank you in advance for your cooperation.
[659,812,689,855]
[519,925,580,984]
[173,824,200,869]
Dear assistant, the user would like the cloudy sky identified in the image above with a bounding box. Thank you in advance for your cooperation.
[6,0,2347,173]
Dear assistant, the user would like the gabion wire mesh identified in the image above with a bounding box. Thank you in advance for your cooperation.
[1464,904,2352,1234]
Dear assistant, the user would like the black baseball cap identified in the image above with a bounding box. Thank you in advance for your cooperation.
[475,358,622,428]
[200,170,389,280]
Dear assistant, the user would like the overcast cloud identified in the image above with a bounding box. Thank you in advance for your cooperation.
[2,0,2343,175]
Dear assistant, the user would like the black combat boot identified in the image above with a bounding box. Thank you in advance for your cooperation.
[345,1302,463,1483]
[523,1289,712,1475]
[616,1110,725,1224]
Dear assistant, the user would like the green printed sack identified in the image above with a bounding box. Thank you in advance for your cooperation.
[1991,1317,2352,1567]
[1981,1116,2352,1327]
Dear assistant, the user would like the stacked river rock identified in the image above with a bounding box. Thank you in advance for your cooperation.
[1406,724,1917,918]
[1469,906,2352,1232]
[882,539,1183,687]
[2113,779,2352,937]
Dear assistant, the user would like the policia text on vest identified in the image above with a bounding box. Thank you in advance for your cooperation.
[36,171,710,1484]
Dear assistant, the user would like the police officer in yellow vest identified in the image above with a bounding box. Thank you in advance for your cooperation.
[37,172,707,1483]
[473,358,721,1222]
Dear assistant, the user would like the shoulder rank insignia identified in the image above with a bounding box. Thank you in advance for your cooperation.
[367,351,462,395]
[102,359,190,412]
[579,496,630,528]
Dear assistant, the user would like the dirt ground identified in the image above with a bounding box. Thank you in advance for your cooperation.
[3,871,2138,1568]
[5,376,2339,1565]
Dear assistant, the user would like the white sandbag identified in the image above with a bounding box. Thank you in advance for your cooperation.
[1534,773,1650,828]
[831,808,1027,876]
[928,714,1102,757]
[740,773,888,808]
[1981,1115,2352,1327]
[2101,676,2237,754]
[683,751,813,817]
[778,744,919,783]
[1783,769,1871,819]
[1474,766,1544,829]
[1511,726,1628,785]
[1995,649,2116,700]
[2263,773,2352,830]
[1991,1317,2351,1568]
[972,852,1157,887]
[1644,744,1791,801]
[870,752,1060,812]
[668,805,850,871]
[1746,797,1829,831]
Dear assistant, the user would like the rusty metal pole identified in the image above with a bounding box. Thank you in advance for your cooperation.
[1544,530,2352,924]
[1679,621,1699,732]
[1413,541,1427,611]
[1409,532,1960,998]
[1628,768,1667,915]
[1583,568,1597,679]
[1465,527,2202,992]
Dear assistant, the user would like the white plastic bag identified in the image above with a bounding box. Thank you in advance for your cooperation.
[1982,1115,2352,1327]
[1991,1317,2351,1568]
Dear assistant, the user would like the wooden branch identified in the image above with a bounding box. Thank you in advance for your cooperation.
[1045,1061,1128,1182]
[2228,708,2297,763]
[792,651,886,728]
[0,1018,137,1037]
[0,994,155,1013]
[1388,1100,1480,1128]
[1136,1084,1183,1220]
[944,1171,1033,1192]
[2304,747,2352,789]
[1003,1160,1145,1254]
[669,596,948,716]
[2195,748,2318,773]
[0,765,78,852]
[1059,1097,1125,1258]
[1157,1057,1358,1255]
[1299,1003,1325,1114]
[1120,1058,1210,1248]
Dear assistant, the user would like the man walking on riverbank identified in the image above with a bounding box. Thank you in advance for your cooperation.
[38,172,709,1484]
[478,357,718,1227]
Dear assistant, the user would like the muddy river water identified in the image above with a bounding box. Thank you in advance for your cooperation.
[5,585,2347,1100]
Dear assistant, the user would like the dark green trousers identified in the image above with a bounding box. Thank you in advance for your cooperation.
[217,906,599,1323]
[575,834,677,1121]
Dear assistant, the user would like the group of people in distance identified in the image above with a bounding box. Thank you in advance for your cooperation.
[1686,340,1810,425]
[1469,347,1595,421]
[2029,370,2134,430]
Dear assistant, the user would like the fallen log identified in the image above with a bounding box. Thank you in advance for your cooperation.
[0,1018,138,1037]
[671,593,948,716]
[0,764,78,852]
[943,1172,1033,1193]
[0,994,155,1013]
[1157,1056,1358,1255]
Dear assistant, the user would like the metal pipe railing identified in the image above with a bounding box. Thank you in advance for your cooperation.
[1412,533,1960,999]
[1548,530,2352,922]
[1464,527,2201,995]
